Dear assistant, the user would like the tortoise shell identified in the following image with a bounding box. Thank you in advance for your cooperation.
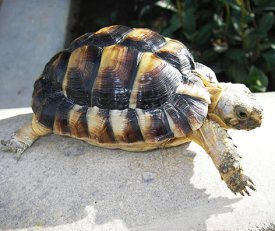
[32,25,210,148]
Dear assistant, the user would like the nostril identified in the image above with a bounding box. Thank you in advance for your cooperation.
[254,107,263,120]
[255,108,263,114]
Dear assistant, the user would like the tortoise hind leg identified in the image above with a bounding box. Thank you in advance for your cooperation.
[1,115,52,159]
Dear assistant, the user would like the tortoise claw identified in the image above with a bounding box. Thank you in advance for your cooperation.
[248,178,255,186]
[224,171,256,196]
[1,136,28,160]
[249,185,256,191]
[244,189,250,196]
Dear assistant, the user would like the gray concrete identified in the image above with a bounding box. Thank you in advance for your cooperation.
[0,94,275,231]
[0,0,70,109]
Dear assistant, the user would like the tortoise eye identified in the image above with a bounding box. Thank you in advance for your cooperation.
[238,111,248,119]
[235,106,248,120]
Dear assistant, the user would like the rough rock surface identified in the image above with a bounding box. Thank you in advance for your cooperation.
[0,94,274,231]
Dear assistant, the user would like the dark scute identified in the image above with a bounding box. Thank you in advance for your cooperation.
[32,49,72,124]
[92,87,130,110]
[156,49,195,74]
[167,94,208,132]
[69,33,93,51]
[163,102,191,134]
[91,25,132,47]
[49,51,71,90]
[36,91,65,129]
[37,50,71,91]
[124,108,143,143]
[149,109,174,141]
[120,34,166,53]
[55,98,75,135]
[66,67,91,106]
[136,66,181,110]
[32,77,50,115]
[136,88,168,109]
[156,52,182,72]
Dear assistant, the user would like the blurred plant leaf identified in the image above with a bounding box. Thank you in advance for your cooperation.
[155,0,177,12]
[162,14,182,37]
[225,49,247,63]
[139,5,152,17]
[193,23,212,46]
[132,0,274,92]
[198,49,219,63]
[224,61,248,84]
[259,42,275,52]
[258,12,274,33]
[262,50,275,72]
[248,65,269,92]
[243,30,266,51]
[214,13,225,27]
[182,8,196,36]
[253,0,275,8]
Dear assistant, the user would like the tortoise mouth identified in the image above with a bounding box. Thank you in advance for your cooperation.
[227,116,262,131]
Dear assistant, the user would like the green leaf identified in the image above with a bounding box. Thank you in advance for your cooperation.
[225,61,248,84]
[214,13,225,27]
[138,5,152,17]
[262,50,275,67]
[198,49,219,63]
[162,14,182,37]
[248,65,269,92]
[225,49,247,63]
[258,12,274,33]
[259,42,275,52]
[193,23,212,46]
[182,9,196,36]
[213,41,228,53]
[155,0,177,12]
[253,0,275,8]
[243,30,266,51]
[223,0,241,11]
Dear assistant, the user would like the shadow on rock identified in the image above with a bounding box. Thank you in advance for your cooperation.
[0,114,240,230]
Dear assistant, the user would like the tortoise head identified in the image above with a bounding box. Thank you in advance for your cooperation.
[212,83,263,130]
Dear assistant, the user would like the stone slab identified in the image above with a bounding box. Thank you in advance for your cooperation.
[0,93,274,231]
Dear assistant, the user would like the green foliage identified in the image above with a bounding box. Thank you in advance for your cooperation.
[136,0,275,91]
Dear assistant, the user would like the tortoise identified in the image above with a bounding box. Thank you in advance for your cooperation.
[1,25,263,196]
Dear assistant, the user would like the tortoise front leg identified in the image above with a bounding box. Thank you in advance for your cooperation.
[188,119,256,196]
[1,115,51,159]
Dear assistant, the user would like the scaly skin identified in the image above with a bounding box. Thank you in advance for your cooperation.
[1,116,51,159]
[188,119,256,196]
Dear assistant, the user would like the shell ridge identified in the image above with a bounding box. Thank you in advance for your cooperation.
[135,108,174,142]
[169,94,208,131]
[109,108,144,143]
[91,45,141,109]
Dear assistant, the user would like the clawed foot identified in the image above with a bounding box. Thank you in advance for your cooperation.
[224,171,256,196]
[1,136,29,160]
